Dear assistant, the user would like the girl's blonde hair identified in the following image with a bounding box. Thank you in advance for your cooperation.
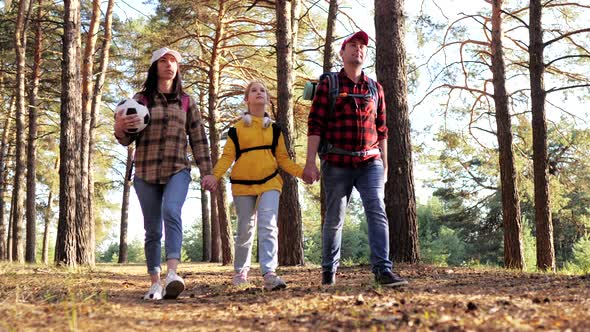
[242,80,271,128]
[244,80,269,107]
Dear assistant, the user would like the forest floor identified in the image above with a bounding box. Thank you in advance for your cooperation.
[0,262,589,331]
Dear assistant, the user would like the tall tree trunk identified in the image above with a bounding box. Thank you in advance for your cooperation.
[207,2,232,265]
[75,0,100,266]
[529,0,555,271]
[290,0,300,69]
[209,192,221,262]
[320,0,339,231]
[199,92,211,262]
[0,97,14,260]
[89,0,115,265]
[118,147,133,264]
[41,158,57,264]
[55,0,82,267]
[375,0,419,263]
[8,187,15,262]
[25,0,43,263]
[201,186,211,262]
[322,0,338,72]
[276,0,304,265]
[12,0,32,263]
[217,183,232,264]
[491,0,524,270]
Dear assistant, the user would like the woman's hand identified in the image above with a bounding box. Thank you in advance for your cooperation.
[114,110,141,137]
[201,175,218,192]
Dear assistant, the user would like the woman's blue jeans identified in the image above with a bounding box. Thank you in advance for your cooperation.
[321,159,393,275]
[134,168,190,274]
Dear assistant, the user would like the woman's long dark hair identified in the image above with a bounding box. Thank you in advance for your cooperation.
[140,60,185,108]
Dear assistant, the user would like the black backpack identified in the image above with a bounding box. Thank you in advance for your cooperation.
[226,123,281,185]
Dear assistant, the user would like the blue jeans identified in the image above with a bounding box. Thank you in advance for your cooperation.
[134,168,190,274]
[321,159,393,275]
[233,190,280,275]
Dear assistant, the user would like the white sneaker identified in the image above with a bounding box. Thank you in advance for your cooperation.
[143,283,163,300]
[232,271,249,287]
[263,272,287,291]
[163,272,185,299]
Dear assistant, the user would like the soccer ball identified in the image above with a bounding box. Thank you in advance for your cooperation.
[116,98,150,133]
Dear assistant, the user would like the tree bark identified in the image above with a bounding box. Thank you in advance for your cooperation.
[201,187,211,262]
[75,0,101,266]
[25,0,43,263]
[89,0,115,265]
[319,0,339,232]
[322,0,338,72]
[207,3,230,264]
[491,0,524,270]
[375,0,419,263]
[199,91,211,262]
[55,0,82,267]
[276,0,304,265]
[0,97,14,261]
[41,158,58,264]
[118,147,133,264]
[529,0,555,271]
[12,0,32,263]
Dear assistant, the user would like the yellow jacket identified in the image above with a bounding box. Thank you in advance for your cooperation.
[213,116,304,196]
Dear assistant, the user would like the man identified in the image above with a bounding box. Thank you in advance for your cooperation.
[303,31,408,287]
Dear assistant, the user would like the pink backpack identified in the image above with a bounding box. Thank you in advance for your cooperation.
[140,94,190,113]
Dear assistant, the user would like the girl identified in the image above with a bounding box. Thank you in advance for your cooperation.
[202,80,309,290]
[114,47,216,300]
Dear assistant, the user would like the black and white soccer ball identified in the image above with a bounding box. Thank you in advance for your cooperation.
[116,98,150,133]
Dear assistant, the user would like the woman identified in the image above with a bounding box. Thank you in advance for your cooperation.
[202,80,310,291]
[114,47,215,300]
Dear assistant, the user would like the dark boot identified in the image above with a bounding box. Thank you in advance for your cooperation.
[322,271,336,286]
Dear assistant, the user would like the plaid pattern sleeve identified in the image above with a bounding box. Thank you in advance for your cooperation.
[307,76,331,137]
[186,96,212,176]
[375,81,388,142]
[308,69,387,168]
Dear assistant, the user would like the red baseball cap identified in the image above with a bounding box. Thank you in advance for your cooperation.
[340,31,369,51]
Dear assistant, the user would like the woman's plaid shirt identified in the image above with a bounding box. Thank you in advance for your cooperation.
[116,92,212,184]
[307,70,388,168]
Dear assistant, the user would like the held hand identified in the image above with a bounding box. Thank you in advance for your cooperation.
[302,163,320,184]
[201,175,218,192]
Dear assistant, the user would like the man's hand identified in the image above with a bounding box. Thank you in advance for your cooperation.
[201,175,218,192]
[302,163,320,184]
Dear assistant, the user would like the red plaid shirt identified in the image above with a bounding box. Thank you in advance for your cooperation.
[308,69,388,168]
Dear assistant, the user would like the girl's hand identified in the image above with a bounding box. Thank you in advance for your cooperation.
[201,175,218,192]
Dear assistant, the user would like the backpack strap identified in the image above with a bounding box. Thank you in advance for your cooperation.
[320,72,340,116]
[230,169,279,185]
[227,123,281,185]
[228,123,281,161]
[181,94,190,113]
[227,127,241,160]
[271,123,280,156]
[367,77,379,116]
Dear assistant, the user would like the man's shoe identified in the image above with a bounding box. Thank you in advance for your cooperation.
[163,272,185,299]
[322,271,336,286]
[375,271,408,287]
